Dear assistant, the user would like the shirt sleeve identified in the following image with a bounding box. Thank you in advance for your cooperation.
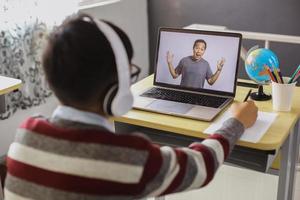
[137,118,244,198]
[206,62,213,80]
[174,59,184,75]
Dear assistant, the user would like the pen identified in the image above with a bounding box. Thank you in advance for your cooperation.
[243,89,252,102]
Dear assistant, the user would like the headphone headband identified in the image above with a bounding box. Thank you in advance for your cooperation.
[92,18,133,116]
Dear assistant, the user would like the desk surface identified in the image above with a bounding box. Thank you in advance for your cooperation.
[113,75,300,151]
[0,75,22,95]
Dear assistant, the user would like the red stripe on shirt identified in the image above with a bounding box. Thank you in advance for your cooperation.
[208,134,230,159]
[161,148,187,195]
[6,157,144,195]
[188,143,215,186]
[138,143,163,189]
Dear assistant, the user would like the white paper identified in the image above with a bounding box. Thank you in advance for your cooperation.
[204,110,278,143]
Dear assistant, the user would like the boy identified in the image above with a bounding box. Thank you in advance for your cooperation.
[4,14,257,199]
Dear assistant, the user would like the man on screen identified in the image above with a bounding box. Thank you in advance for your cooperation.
[166,39,225,88]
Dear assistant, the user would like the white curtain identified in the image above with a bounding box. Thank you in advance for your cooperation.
[0,0,78,119]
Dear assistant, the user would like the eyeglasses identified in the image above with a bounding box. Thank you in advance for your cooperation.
[130,63,141,84]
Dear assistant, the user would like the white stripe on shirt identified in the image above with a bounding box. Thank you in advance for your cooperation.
[8,143,143,183]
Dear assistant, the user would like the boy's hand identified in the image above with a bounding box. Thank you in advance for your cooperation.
[230,101,258,128]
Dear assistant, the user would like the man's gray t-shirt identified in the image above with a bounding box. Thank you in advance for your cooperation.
[175,56,213,88]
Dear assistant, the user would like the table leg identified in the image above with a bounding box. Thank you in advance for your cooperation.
[277,119,300,200]
[0,95,5,113]
[288,120,300,200]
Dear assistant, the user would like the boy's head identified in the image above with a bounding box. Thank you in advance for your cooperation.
[192,39,207,60]
[42,14,134,114]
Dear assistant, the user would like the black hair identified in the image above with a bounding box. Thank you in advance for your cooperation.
[42,13,133,109]
[193,39,207,49]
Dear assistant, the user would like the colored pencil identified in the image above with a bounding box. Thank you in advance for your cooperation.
[270,69,278,83]
[291,72,300,83]
[273,68,282,83]
[288,65,300,83]
[277,69,284,83]
[265,65,276,82]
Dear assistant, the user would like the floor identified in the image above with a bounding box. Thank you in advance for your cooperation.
[149,164,300,200]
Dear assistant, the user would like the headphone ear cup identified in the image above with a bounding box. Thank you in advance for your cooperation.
[103,84,118,116]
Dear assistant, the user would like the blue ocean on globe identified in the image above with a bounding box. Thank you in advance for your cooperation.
[245,48,279,84]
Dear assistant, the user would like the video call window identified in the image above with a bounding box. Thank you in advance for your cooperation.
[155,30,240,94]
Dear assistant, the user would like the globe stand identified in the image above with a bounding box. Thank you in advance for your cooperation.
[250,85,271,101]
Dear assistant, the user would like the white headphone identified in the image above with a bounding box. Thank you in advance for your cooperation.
[92,18,134,116]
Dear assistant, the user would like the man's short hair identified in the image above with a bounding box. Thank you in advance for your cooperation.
[193,39,207,49]
[42,14,133,109]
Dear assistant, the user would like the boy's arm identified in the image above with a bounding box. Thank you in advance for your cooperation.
[137,117,244,197]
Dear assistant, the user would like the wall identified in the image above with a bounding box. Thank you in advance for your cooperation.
[0,0,149,155]
[80,0,149,79]
[0,96,59,155]
[148,0,300,80]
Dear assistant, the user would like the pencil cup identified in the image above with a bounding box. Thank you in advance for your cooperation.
[272,77,296,112]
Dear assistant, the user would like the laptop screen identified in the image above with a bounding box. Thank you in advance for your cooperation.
[154,28,242,97]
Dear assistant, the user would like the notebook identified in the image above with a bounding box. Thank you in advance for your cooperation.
[133,28,242,121]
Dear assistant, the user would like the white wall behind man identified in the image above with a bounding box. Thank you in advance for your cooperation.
[79,0,149,79]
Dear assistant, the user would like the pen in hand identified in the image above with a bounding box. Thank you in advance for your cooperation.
[243,89,252,102]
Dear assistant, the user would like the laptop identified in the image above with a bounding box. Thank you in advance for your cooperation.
[133,28,242,121]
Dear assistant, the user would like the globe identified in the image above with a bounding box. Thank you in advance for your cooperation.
[245,48,279,85]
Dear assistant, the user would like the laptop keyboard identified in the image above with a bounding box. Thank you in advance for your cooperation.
[141,88,229,108]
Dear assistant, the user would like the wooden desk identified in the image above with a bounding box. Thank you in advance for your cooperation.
[0,75,22,113]
[113,75,300,200]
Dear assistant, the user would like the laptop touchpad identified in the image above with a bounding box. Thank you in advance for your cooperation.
[147,100,193,114]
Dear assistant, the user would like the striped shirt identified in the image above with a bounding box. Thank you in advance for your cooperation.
[4,106,244,199]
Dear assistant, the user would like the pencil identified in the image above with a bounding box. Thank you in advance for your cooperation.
[273,68,282,83]
[265,65,276,82]
[291,72,300,83]
[243,89,252,102]
[277,69,284,83]
[271,70,278,83]
[288,65,300,84]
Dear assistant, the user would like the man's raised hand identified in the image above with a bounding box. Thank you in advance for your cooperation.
[217,57,226,71]
[166,51,174,64]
